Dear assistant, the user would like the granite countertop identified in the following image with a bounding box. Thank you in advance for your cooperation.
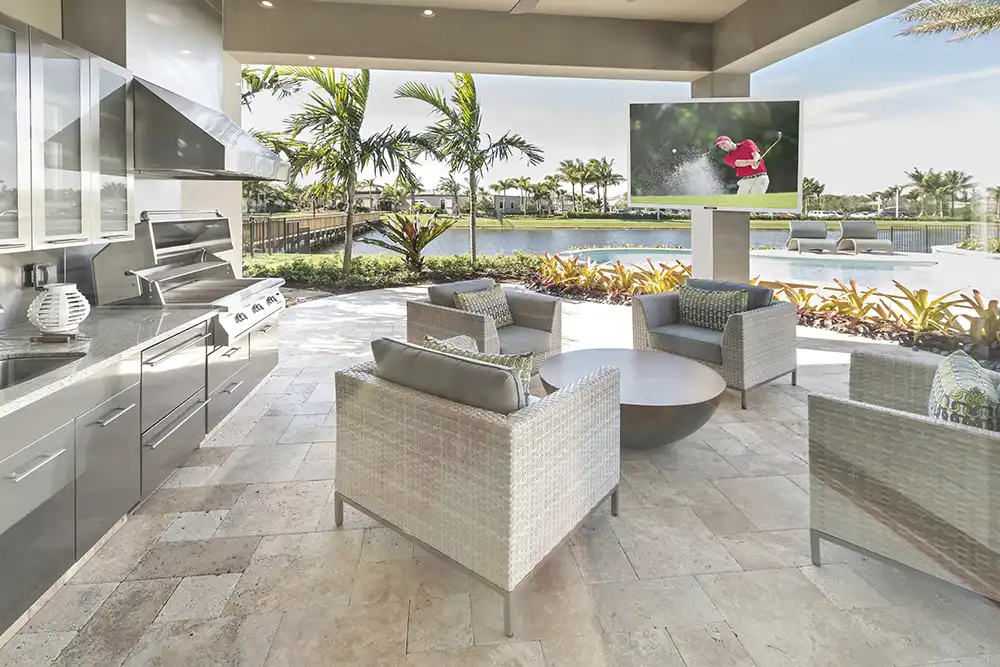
[0,306,217,420]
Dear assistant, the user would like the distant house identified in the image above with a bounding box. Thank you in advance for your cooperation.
[355,185,384,210]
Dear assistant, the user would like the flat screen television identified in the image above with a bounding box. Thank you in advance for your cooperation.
[629,99,802,213]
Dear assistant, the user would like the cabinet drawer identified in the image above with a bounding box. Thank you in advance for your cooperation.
[208,334,249,393]
[76,382,141,557]
[249,314,279,379]
[0,421,75,632]
[208,365,254,432]
[142,322,208,432]
[141,391,208,498]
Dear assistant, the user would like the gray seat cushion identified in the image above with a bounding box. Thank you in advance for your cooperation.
[498,325,551,356]
[686,278,772,311]
[427,279,497,307]
[647,324,724,365]
[371,338,526,414]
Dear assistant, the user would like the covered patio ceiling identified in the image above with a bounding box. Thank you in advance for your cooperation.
[224,0,913,81]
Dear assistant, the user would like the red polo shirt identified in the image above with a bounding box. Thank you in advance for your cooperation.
[723,140,767,178]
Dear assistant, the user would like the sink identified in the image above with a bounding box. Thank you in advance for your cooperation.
[0,354,87,390]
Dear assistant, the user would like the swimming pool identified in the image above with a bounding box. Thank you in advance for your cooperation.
[574,247,995,297]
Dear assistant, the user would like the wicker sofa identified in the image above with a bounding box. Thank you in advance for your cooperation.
[632,279,798,408]
[809,349,1000,602]
[334,337,621,637]
[406,279,562,372]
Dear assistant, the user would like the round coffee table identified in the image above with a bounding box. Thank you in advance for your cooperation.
[539,348,727,450]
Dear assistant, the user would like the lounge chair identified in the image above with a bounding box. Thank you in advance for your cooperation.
[836,220,894,254]
[786,220,838,253]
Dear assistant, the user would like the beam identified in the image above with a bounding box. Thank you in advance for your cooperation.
[224,0,713,81]
[712,0,912,73]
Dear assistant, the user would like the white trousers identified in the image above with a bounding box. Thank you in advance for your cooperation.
[737,174,770,195]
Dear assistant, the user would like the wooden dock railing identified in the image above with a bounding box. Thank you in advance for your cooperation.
[243,212,383,256]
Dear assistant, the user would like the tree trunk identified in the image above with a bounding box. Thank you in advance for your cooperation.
[469,173,478,265]
[343,177,356,274]
[453,193,459,216]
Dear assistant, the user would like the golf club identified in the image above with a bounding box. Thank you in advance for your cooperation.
[758,131,783,160]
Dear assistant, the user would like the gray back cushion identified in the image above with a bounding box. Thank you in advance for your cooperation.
[371,338,526,415]
[427,279,497,307]
[686,278,773,311]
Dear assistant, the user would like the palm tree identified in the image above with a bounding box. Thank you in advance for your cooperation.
[557,160,580,212]
[395,73,543,262]
[287,67,416,273]
[942,169,976,217]
[987,185,1000,217]
[801,177,825,212]
[865,191,883,211]
[590,157,624,213]
[500,177,519,215]
[581,159,600,212]
[515,176,532,214]
[357,178,378,210]
[397,176,424,212]
[905,168,939,216]
[438,175,464,215]
[241,66,300,110]
[542,175,562,215]
[898,0,1000,41]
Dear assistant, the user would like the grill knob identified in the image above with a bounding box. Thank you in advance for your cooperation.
[252,303,264,313]
[266,295,279,305]
[235,313,248,323]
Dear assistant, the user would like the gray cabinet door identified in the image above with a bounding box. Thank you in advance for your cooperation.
[0,421,75,632]
[141,322,208,432]
[75,382,140,557]
[249,314,279,378]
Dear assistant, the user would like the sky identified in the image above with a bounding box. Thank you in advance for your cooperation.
[242,12,1000,198]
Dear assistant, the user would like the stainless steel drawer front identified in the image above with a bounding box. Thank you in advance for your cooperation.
[141,323,208,432]
[0,421,75,537]
[141,391,209,498]
[147,398,210,450]
[208,332,249,393]
[5,449,66,483]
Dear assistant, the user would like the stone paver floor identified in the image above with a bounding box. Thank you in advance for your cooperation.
[3,286,999,667]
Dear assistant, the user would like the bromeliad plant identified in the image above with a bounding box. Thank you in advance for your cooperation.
[359,213,456,273]
[885,281,964,339]
[961,290,1000,349]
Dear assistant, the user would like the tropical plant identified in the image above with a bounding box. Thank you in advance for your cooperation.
[960,290,1000,347]
[589,158,625,213]
[987,185,1000,217]
[395,73,543,262]
[885,280,964,337]
[776,283,820,310]
[905,168,948,216]
[801,177,825,212]
[438,175,464,215]
[515,176,532,214]
[241,66,300,110]
[820,279,880,322]
[898,0,1000,41]
[359,212,456,273]
[941,169,976,216]
[558,159,585,212]
[286,67,416,273]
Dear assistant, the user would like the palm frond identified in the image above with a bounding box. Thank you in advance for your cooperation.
[898,0,1000,40]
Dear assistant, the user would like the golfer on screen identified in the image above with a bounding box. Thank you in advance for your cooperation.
[715,136,770,195]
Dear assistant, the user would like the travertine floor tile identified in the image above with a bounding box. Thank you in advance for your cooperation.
[208,444,309,484]
[647,441,741,481]
[153,573,242,623]
[179,447,234,468]
[589,576,723,632]
[799,563,892,609]
[404,641,545,667]
[541,630,685,667]
[667,622,756,667]
[352,553,471,606]
[713,475,808,531]
[407,594,473,653]
[71,515,175,584]
[122,613,281,667]
[159,510,229,542]
[361,527,415,563]
[161,466,218,488]
[718,529,813,570]
[133,485,247,515]
[22,583,117,633]
[127,537,260,580]
[568,515,636,585]
[0,632,77,667]
[213,481,332,537]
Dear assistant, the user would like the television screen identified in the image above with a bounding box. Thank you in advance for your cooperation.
[629,99,802,212]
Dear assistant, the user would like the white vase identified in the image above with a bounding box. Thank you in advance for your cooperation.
[27,283,92,335]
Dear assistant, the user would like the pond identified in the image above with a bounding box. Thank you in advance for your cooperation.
[335,228,792,257]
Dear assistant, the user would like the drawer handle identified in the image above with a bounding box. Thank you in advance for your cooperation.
[5,449,67,483]
[222,380,244,395]
[97,403,136,427]
[0,242,27,248]
[144,333,211,367]
[222,347,242,358]
[147,399,210,450]
[45,237,88,245]
[258,324,273,334]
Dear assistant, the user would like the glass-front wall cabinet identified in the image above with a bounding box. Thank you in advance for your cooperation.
[0,15,30,253]
[30,30,91,248]
[92,57,133,241]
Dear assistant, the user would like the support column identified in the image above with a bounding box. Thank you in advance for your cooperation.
[690,72,751,283]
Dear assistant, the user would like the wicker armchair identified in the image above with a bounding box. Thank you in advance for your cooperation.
[632,280,797,408]
[334,357,620,637]
[407,280,562,372]
[809,349,1000,602]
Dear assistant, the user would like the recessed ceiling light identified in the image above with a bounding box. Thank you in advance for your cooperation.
[308,55,316,60]
[260,1,274,7]
[421,8,435,17]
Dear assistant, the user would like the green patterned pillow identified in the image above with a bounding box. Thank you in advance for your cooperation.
[453,284,514,327]
[928,350,1000,432]
[423,335,532,393]
[678,285,748,332]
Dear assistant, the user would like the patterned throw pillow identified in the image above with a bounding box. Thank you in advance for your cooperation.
[453,284,514,328]
[928,350,1000,432]
[678,285,749,332]
[423,335,532,393]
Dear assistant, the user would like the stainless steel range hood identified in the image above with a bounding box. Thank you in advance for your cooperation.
[133,78,289,181]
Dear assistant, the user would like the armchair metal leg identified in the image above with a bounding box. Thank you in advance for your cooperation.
[741,390,748,410]
[611,488,620,517]
[810,530,821,567]
[792,370,798,386]
[334,493,344,527]
[503,591,514,638]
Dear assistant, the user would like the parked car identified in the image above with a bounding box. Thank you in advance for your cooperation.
[809,210,839,219]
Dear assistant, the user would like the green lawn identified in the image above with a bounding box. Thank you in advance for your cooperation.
[631,192,799,210]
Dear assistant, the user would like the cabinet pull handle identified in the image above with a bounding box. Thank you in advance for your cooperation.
[222,380,244,395]
[5,449,67,483]
[258,324,273,334]
[0,242,27,248]
[101,233,132,240]
[144,333,211,367]
[45,237,88,244]
[97,403,136,427]
[147,400,210,450]
[222,347,242,358]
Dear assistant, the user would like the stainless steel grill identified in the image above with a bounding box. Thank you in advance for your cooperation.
[92,210,285,345]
